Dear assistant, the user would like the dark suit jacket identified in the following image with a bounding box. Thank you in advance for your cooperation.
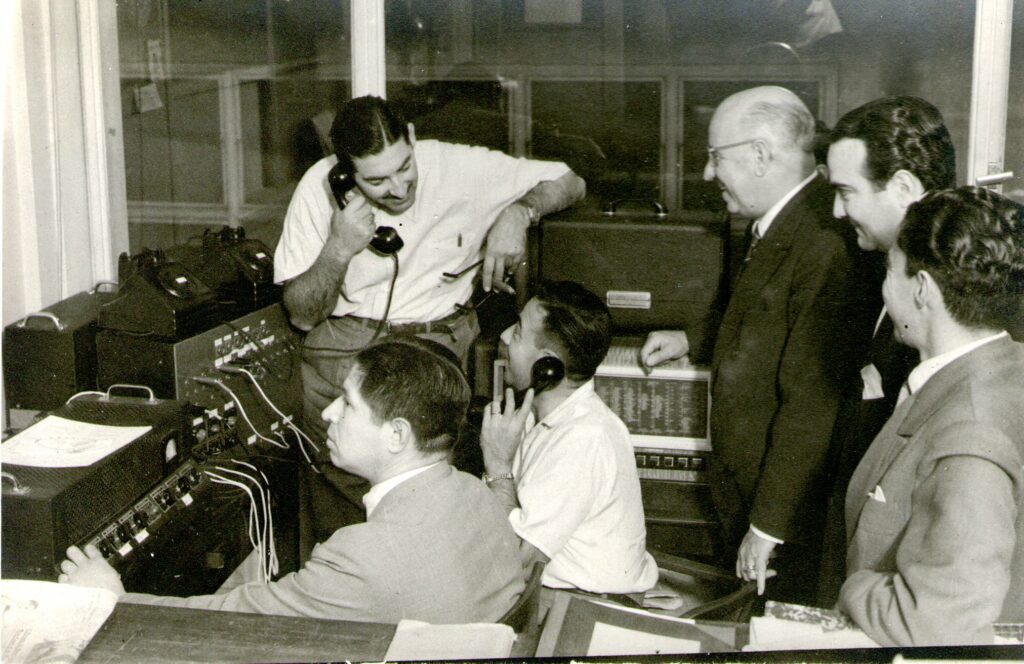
[709,174,876,546]
[124,463,525,624]
[841,336,1024,645]
[818,310,918,604]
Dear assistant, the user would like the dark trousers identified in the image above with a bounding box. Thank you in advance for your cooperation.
[709,458,826,607]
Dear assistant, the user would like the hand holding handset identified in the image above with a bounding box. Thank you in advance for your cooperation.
[492,356,566,408]
[327,162,403,255]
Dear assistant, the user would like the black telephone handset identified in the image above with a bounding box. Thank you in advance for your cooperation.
[493,355,566,408]
[328,162,403,256]
[530,356,565,395]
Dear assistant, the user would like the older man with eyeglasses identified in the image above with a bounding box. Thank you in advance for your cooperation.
[641,86,878,606]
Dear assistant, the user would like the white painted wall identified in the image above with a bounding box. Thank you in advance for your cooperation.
[2,0,128,329]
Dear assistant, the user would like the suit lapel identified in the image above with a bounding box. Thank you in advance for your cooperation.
[715,175,826,357]
[896,336,1014,437]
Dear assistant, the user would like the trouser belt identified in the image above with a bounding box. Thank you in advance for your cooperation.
[337,305,472,335]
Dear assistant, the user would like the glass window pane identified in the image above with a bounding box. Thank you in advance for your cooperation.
[117,0,350,250]
[382,1,977,216]
[121,78,223,204]
[239,78,352,205]
[531,81,661,207]
[388,78,511,154]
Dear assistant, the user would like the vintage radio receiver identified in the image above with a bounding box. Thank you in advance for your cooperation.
[593,339,711,454]
[1,392,191,581]
[3,288,117,411]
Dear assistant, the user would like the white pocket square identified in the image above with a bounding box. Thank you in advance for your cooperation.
[867,485,887,503]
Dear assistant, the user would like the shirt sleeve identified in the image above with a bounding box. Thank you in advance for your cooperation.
[508,425,608,558]
[439,143,570,228]
[273,159,335,284]
[121,527,380,621]
[839,421,1020,646]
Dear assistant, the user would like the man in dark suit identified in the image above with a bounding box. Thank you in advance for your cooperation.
[841,187,1024,645]
[642,86,875,604]
[817,96,956,605]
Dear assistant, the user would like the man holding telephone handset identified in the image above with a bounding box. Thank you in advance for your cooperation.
[480,281,657,599]
[274,96,584,557]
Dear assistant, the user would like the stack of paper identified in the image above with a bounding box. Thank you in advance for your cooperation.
[1,579,118,663]
[745,601,879,651]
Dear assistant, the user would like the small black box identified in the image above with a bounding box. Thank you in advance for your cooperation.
[1,394,190,580]
[3,290,115,411]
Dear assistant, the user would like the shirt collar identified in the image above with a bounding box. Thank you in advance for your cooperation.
[531,379,597,432]
[752,171,818,239]
[362,461,442,517]
[905,331,1009,396]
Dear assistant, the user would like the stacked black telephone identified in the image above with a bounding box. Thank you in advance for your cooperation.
[328,162,404,255]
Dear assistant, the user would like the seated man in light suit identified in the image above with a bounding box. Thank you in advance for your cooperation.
[58,339,525,625]
[841,187,1024,645]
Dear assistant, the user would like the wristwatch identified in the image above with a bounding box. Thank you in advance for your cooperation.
[518,201,541,226]
[483,471,514,485]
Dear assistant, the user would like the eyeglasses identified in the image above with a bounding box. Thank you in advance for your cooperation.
[707,138,760,167]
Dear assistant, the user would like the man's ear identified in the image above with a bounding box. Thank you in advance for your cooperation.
[385,417,414,454]
[914,269,940,311]
[407,123,417,146]
[888,169,926,208]
[752,139,771,176]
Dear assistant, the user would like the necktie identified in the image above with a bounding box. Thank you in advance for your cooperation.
[745,224,763,262]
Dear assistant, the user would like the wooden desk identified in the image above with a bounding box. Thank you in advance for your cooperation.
[79,603,394,663]
[79,602,539,663]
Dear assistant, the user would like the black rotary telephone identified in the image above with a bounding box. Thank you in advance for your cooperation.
[328,162,404,256]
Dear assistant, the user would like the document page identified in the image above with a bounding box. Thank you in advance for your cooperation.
[1,579,117,663]
[1,416,151,468]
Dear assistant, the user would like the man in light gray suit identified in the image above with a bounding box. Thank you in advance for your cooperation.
[58,339,525,625]
[841,187,1024,645]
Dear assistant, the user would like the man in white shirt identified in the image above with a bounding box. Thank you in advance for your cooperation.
[58,339,524,625]
[274,96,585,554]
[639,86,876,604]
[480,280,658,597]
[840,186,1024,646]
[817,96,956,604]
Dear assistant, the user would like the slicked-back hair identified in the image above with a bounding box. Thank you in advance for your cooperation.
[330,95,410,173]
[899,187,1024,331]
[832,96,955,192]
[353,338,471,454]
[534,280,612,382]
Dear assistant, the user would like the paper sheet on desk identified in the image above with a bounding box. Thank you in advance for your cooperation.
[589,622,700,656]
[1,416,151,467]
[1,579,117,664]
[745,602,879,651]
